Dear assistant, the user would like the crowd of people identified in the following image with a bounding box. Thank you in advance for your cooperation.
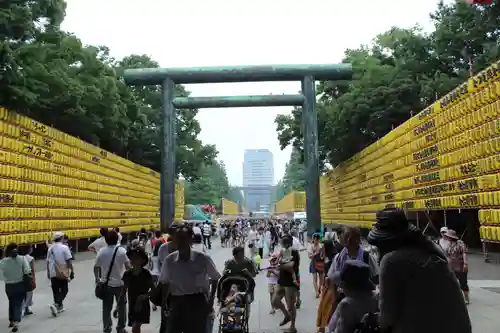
[0,208,474,333]
[314,208,472,333]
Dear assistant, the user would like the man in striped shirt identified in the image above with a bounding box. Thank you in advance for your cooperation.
[202,221,212,250]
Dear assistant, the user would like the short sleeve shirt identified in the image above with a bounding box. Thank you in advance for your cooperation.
[159,251,221,295]
[445,240,467,272]
[88,237,107,253]
[224,258,256,276]
[95,245,129,287]
[47,242,73,278]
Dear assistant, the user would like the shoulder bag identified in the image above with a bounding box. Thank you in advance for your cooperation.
[95,247,119,300]
[50,247,70,280]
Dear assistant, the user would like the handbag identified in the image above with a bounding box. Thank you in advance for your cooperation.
[313,253,325,272]
[95,247,119,300]
[17,256,34,292]
[50,248,70,280]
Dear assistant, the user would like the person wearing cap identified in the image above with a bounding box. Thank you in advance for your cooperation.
[46,231,74,317]
[367,208,472,333]
[122,245,154,333]
[327,260,378,333]
[442,229,470,304]
[159,224,221,333]
[438,226,450,250]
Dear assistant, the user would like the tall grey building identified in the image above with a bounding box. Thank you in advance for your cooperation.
[243,149,274,213]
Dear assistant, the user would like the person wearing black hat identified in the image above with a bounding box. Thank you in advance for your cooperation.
[367,208,472,333]
[327,260,378,333]
[122,245,154,333]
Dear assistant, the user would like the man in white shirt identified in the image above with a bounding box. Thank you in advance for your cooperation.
[94,230,131,333]
[299,220,307,244]
[202,221,212,250]
[255,227,265,259]
[113,227,123,245]
[292,235,302,251]
[159,224,221,333]
[88,228,109,254]
[47,232,74,316]
[247,224,257,243]
[193,223,202,237]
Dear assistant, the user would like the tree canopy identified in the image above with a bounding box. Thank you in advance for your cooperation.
[274,148,306,201]
[275,1,500,168]
[184,160,244,206]
[0,0,216,180]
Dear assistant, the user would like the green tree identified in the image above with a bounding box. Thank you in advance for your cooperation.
[274,148,306,201]
[0,1,216,180]
[115,55,218,180]
[184,161,231,205]
[275,1,500,167]
[227,186,244,208]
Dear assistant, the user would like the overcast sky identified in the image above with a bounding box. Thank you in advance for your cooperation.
[62,0,449,186]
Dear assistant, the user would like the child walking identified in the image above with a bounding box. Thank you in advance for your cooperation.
[266,253,280,314]
[122,246,154,333]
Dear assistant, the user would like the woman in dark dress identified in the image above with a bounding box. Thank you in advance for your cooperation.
[122,246,154,333]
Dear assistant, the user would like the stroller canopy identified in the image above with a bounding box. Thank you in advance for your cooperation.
[217,274,255,302]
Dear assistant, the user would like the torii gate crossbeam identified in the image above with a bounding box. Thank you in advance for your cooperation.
[124,64,352,236]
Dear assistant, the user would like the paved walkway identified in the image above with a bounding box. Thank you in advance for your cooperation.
[0,243,499,333]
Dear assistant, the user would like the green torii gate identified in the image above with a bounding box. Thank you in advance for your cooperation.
[123,64,352,236]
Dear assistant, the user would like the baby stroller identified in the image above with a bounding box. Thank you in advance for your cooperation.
[216,273,255,333]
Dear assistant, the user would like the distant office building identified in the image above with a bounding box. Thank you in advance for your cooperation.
[243,149,274,212]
